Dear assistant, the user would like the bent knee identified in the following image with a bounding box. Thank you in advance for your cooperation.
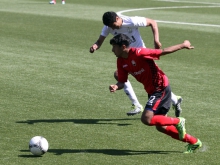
[141,115,151,126]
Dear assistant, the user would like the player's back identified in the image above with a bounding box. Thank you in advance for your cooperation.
[101,15,147,48]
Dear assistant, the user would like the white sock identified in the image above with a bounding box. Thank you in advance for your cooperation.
[171,92,178,105]
[123,80,141,107]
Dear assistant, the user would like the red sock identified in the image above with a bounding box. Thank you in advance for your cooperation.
[164,125,179,140]
[164,126,198,144]
[183,134,198,144]
[150,115,179,126]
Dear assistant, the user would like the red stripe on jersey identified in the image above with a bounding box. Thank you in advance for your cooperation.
[152,91,165,110]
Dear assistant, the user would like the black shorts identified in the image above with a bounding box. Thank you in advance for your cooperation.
[144,85,171,115]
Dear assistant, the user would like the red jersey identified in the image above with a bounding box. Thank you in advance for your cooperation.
[117,47,169,95]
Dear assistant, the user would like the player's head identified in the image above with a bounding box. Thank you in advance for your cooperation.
[110,34,131,57]
[110,34,131,47]
[102,11,122,29]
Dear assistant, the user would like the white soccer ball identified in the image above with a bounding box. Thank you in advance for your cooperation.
[29,136,49,156]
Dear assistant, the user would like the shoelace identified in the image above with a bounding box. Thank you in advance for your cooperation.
[176,103,182,111]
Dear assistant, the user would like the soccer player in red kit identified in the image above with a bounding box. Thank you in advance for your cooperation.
[90,11,183,117]
[109,33,202,153]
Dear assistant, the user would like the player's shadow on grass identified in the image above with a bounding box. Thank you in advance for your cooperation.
[18,154,43,158]
[16,118,140,126]
[19,149,182,157]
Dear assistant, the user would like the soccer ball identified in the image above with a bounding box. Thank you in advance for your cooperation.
[29,136,49,156]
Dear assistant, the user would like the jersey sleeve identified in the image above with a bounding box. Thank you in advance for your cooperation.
[130,16,147,27]
[138,48,162,60]
[117,59,128,83]
[101,26,110,37]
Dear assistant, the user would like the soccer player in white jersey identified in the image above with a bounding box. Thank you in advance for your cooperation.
[90,11,182,117]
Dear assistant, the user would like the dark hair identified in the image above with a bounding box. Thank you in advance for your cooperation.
[110,34,131,47]
[102,11,117,26]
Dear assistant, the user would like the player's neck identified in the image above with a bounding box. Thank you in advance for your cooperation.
[121,49,129,58]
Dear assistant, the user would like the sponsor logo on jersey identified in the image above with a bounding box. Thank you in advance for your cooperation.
[134,68,145,75]
[131,60,136,66]
[130,68,145,76]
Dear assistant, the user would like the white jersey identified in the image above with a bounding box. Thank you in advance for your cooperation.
[101,15,147,48]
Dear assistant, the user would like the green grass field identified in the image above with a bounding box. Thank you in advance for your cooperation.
[0,0,220,164]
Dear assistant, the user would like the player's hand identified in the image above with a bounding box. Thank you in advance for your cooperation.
[154,41,162,49]
[109,85,118,93]
[89,44,98,53]
[183,40,194,49]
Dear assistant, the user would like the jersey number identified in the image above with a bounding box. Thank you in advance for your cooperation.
[147,96,155,106]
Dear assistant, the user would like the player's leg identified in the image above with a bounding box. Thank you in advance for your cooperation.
[171,92,183,117]
[141,85,172,125]
[142,86,201,153]
[184,138,202,153]
[141,85,186,139]
[124,80,144,115]
[143,113,201,152]
[141,111,180,126]
[141,112,186,140]
[158,125,202,153]
[141,110,201,153]
[114,70,143,116]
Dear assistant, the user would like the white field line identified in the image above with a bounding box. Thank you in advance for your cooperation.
[155,20,220,28]
[117,6,220,14]
[155,0,220,5]
[117,6,220,28]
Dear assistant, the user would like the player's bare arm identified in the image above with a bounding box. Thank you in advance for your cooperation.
[146,18,162,49]
[161,40,194,55]
[109,82,124,93]
[89,35,106,53]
